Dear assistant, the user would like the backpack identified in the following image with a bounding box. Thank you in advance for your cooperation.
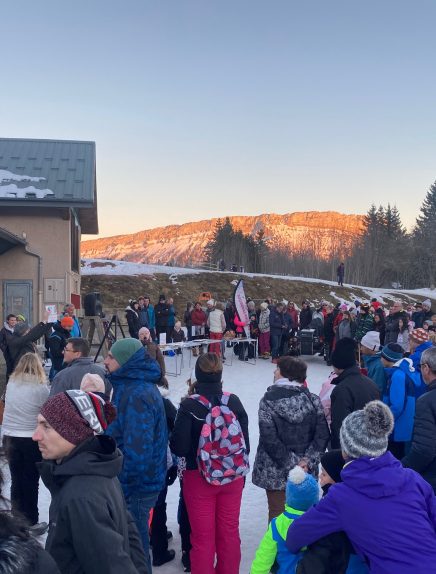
[189,392,250,485]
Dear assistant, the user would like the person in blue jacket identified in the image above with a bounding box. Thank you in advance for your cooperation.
[360,331,385,394]
[105,338,167,572]
[143,295,156,341]
[62,304,81,338]
[381,343,421,460]
[409,328,433,396]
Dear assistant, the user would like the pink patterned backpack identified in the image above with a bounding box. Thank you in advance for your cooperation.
[190,392,250,485]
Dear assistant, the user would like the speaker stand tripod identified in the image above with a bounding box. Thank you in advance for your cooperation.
[81,315,126,361]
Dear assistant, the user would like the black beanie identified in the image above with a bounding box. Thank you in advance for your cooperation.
[331,337,357,369]
[321,450,345,484]
[195,359,222,385]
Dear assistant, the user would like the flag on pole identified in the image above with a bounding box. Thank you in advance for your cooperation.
[233,279,250,338]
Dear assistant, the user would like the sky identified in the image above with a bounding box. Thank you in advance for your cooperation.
[1,1,436,238]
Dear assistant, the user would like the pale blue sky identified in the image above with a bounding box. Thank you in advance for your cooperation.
[1,1,436,237]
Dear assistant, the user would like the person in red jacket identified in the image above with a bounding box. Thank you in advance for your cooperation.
[234,313,248,361]
[191,302,207,357]
[287,302,299,331]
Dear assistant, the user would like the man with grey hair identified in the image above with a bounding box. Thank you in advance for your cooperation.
[403,346,436,493]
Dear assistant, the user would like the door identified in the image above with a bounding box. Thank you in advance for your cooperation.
[3,281,33,322]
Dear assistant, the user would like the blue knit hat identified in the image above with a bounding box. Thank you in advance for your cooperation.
[285,467,319,511]
[381,343,403,363]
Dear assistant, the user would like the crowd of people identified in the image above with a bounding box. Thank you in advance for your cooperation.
[120,293,436,366]
[0,293,436,573]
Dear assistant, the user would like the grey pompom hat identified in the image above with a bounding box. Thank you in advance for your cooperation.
[340,400,394,459]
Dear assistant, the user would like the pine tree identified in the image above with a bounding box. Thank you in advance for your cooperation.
[413,180,436,287]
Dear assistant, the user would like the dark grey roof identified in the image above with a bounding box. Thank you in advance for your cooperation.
[0,138,98,233]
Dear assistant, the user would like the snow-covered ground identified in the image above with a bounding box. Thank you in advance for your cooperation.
[82,258,436,305]
[2,351,331,573]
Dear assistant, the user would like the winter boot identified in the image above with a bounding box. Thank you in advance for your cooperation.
[153,549,176,567]
[182,551,191,572]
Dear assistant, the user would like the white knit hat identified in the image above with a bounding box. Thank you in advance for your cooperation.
[80,373,105,393]
[360,331,381,352]
[422,299,432,309]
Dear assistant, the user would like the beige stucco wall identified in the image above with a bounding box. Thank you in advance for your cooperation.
[0,210,81,324]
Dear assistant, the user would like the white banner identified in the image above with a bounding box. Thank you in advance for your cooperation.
[233,279,250,338]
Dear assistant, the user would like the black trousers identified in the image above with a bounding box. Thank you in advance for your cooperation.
[4,436,42,525]
[150,486,169,559]
[178,482,191,554]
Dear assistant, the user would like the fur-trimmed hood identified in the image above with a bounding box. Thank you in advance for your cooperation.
[0,534,59,573]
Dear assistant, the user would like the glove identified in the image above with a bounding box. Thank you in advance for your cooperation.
[166,465,178,486]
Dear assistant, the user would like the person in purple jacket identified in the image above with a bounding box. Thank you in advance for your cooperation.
[286,400,436,574]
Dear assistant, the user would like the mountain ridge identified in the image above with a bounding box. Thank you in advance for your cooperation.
[81,211,365,265]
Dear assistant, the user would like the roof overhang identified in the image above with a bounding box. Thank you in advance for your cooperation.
[0,227,26,255]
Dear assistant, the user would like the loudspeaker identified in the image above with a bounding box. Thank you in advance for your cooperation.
[299,329,315,356]
[84,292,103,317]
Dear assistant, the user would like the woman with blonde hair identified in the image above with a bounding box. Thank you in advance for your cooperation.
[2,352,49,534]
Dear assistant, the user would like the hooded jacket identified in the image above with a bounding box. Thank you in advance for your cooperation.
[39,435,148,574]
[8,322,53,370]
[300,307,313,330]
[0,528,60,574]
[330,366,380,449]
[125,306,141,339]
[252,382,330,490]
[139,303,155,330]
[403,380,436,492]
[251,505,305,574]
[48,322,71,371]
[0,322,14,354]
[286,452,436,574]
[155,301,170,329]
[50,356,111,397]
[409,341,433,397]
[383,358,422,442]
[106,348,167,498]
[269,308,285,337]
[362,353,385,394]
[0,322,14,373]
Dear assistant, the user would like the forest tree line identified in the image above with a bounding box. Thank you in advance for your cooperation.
[204,180,436,290]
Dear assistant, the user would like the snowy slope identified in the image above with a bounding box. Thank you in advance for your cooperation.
[82,258,436,305]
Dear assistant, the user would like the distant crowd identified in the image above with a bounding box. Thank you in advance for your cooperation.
[122,293,436,364]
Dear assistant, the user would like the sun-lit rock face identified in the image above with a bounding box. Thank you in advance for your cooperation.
[81,211,365,265]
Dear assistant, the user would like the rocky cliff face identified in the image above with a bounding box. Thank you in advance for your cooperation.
[81,211,365,265]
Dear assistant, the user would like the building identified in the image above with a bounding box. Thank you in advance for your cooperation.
[0,138,98,324]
